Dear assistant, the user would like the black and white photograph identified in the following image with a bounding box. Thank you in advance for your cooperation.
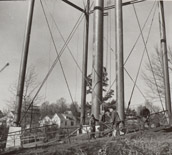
[0,0,172,154]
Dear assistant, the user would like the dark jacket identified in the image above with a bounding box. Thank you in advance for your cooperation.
[111,110,120,125]
[89,117,98,127]
[100,113,106,122]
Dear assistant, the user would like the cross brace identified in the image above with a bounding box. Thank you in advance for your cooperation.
[90,0,146,14]
[62,0,85,13]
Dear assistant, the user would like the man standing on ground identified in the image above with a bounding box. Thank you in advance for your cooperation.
[111,107,121,137]
[89,114,99,139]
[139,106,150,130]
[99,110,106,137]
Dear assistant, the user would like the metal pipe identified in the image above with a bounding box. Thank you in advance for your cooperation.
[15,0,35,126]
[115,0,124,121]
[61,0,85,13]
[91,0,104,120]
[158,0,172,122]
[89,0,146,14]
[80,0,90,126]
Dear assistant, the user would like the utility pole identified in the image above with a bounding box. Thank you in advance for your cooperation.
[15,0,35,126]
[115,0,124,122]
[91,0,104,119]
[0,63,9,73]
[80,0,90,126]
[158,0,172,123]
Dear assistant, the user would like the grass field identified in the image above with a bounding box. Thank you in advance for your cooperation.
[2,126,172,155]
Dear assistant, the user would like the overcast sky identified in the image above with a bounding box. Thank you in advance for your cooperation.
[0,0,172,111]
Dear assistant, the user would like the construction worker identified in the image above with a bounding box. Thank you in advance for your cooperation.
[139,106,150,130]
[110,107,121,137]
[89,114,99,139]
[99,110,106,137]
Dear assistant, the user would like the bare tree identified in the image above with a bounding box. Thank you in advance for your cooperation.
[40,98,69,119]
[142,47,172,104]
[7,66,41,128]
[145,100,160,113]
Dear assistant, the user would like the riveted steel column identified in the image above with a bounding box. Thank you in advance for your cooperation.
[91,0,104,120]
[15,0,35,126]
[158,0,171,123]
[80,0,90,125]
[115,0,124,121]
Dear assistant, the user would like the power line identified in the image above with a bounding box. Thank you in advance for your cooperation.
[105,0,157,92]
[124,68,147,100]
[41,0,74,104]
[127,1,157,110]
[105,1,159,101]
[132,2,164,111]
[124,0,157,65]
[40,0,73,103]
[20,0,85,123]
[0,63,9,73]
[44,0,104,105]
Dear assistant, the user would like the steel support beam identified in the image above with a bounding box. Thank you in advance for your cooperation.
[0,0,25,1]
[115,0,124,122]
[80,0,90,126]
[91,0,104,120]
[158,0,172,123]
[15,0,35,126]
[90,0,146,14]
[62,0,85,13]
[104,0,146,11]
[0,63,9,73]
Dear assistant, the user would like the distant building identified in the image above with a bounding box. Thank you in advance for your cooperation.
[22,105,40,128]
[51,113,65,127]
[39,116,52,126]
[0,111,15,127]
[40,112,77,128]
[6,111,15,127]
[61,113,77,127]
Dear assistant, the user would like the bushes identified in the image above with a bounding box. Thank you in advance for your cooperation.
[0,124,8,152]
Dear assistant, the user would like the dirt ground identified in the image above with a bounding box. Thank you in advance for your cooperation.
[2,126,172,155]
